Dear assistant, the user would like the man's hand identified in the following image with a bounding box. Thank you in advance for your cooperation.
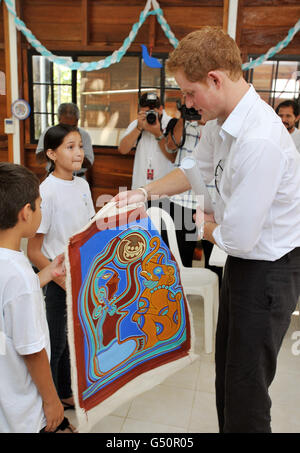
[194,207,215,226]
[137,110,147,131]
[193,207,218,243]
[138,109,162,138]
[113,189,146,208]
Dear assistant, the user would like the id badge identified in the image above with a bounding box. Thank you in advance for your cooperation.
[147,168,154,180]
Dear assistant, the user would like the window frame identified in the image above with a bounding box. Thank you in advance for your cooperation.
[27,49,172,147]
[244,54,300,109]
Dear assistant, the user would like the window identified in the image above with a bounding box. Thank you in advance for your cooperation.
[245,56,300,110]
[28,51,181,147]
[28,54,74,141]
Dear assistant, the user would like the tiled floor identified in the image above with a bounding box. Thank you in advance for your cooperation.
[67,293,300,433]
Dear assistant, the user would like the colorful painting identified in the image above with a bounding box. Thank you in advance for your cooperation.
[65,204,195,431]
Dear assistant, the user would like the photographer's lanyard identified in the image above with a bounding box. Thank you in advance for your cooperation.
[146,148,154,181]
[146,115,162,181]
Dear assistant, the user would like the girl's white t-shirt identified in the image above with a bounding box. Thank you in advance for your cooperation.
[37,174,95,260]
[0,248,50,433]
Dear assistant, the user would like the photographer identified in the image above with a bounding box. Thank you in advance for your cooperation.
[162,100,205,267]
[118,93,176,189]
[165,102,223,280]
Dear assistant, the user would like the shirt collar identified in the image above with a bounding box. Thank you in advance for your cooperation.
[220,84,259,139]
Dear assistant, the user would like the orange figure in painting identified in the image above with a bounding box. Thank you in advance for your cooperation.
[133,237,182,349]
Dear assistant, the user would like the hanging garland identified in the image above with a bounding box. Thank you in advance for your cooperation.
[1,0,299,72]
[2,0,177,71]
[242,19,300,71]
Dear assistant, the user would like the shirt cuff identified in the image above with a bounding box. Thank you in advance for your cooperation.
[16,337,47,356]
[212,224,225,251]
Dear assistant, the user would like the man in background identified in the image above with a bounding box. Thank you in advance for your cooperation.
[276,99,300,152]
[36,103,94,177]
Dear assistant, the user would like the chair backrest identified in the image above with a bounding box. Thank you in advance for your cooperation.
[146,206,184,269]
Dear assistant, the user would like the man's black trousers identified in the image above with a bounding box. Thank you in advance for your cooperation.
[215,247,300,433]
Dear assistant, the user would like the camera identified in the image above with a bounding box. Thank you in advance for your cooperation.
[140,92,160,125]
[176,99,202,121]
[146,109,158,124]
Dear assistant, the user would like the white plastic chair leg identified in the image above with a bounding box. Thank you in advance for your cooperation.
[202,287,214,354]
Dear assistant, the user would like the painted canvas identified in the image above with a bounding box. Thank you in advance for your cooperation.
[65,203,196,431]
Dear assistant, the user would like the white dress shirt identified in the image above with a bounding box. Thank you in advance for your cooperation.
[291,128,300,153]
[194,85,300,261]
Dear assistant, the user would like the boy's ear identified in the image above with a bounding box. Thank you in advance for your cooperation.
[18,203,32,223]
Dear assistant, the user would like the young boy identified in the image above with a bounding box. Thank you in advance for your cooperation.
[0,162,65,433]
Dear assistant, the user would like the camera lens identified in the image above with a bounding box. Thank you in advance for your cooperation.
[146,110,157,124]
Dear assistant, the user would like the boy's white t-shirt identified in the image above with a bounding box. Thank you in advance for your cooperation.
[0,248,50,433]
[37,174,95,260]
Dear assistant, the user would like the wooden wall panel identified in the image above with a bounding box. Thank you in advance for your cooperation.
[88,2,223,50]
[237,0,300,55]
[22,0,82,44]
[0,148,9,162]
[243,5,300,28]
[90,149,133,206]
[155,6,223,47]
[24,149,47,180]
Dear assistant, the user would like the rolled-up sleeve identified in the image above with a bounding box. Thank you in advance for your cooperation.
[4,290,47,355]
[37,190,53,235]
[193,122,216,184]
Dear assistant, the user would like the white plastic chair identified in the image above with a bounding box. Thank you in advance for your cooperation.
[146,206,219,354]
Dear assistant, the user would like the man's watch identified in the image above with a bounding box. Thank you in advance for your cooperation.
[155,133,165,142]
[199,222,205,240]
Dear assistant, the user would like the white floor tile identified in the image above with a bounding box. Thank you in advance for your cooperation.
[89,414,125,433]
[121,418,187,433]
[111,400,132,417]
[127,384,195,429]
[271,403,300,433]
[162,358,200,390]
[196,361,215,394]
[188,391,218,433]
[270,371,300,407]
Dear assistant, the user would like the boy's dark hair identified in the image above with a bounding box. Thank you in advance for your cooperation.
[276,100,299,117]
[36,123,79,171]
[139,92,161,109]
[0,162,40,230]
